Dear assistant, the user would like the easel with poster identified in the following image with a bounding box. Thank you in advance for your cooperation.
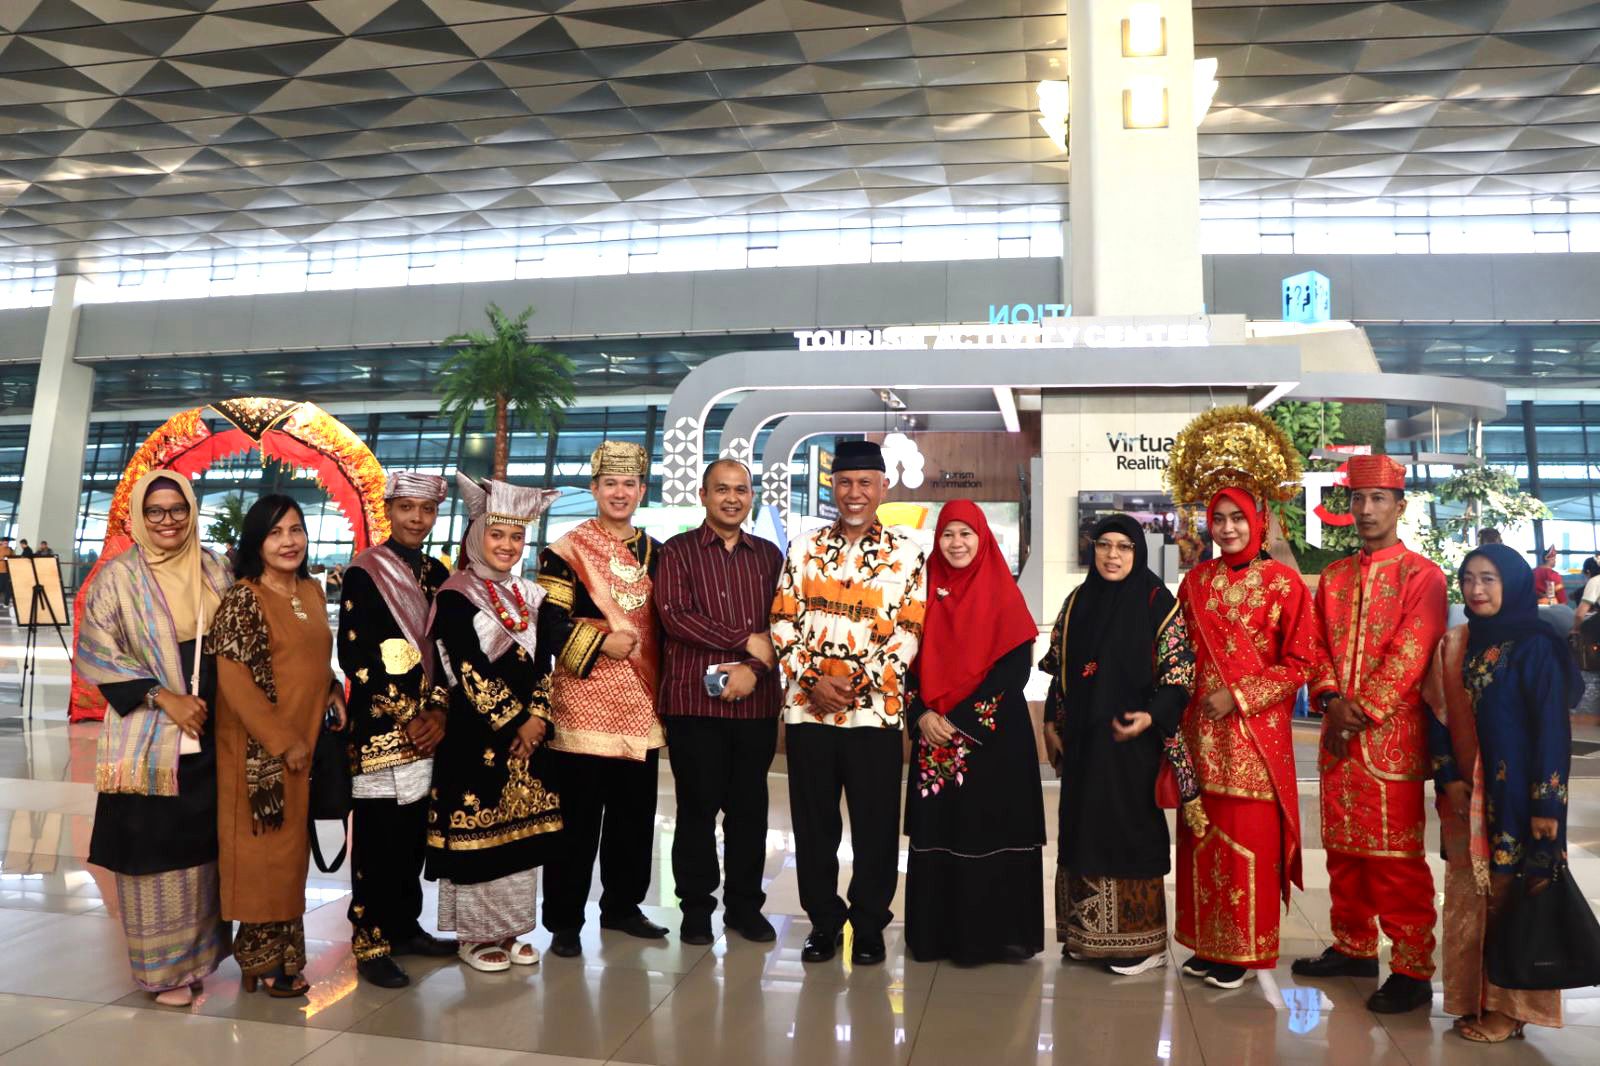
[10,556,71,719]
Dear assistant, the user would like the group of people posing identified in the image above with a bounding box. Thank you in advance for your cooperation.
[78,441,1575,1046]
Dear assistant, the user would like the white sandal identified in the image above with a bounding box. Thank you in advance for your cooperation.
[458,942,511,973]
[502,938,539,966]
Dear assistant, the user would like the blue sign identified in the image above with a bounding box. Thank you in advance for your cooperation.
[1282,270,1330,324]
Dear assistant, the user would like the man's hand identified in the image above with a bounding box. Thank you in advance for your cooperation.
[510,717,548,759]
[405,708,447,755]
[746,632,776,668]
[918,713,957,746]
[1443,780,1471,820]
[282,739,312,773]
[602,629,639,660]
[1110,711,1153,742]
[1204,687,1237,721]
[155,688,207,739]
[1042,723,1063,774]
[808,674,854,715]
[1531,816,1559,841]
[719,663,758,701]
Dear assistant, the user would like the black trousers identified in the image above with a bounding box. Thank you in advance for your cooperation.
[348,794,429,960]
[664,715,779,921]
[542,747,660,933]
[785,722,903,936]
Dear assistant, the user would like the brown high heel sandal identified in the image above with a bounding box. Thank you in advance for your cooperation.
[1456,1014,1526,1044]
[242,973,310,999]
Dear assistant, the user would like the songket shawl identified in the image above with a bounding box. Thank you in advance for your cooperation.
[207,584,287,832]
[79,546,232,796]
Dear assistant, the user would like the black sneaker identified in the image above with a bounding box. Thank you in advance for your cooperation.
[1203,964,1254,990]
[1180,955,1216,978]
[1291,946,1379,978]
[1367,973,1433,1014]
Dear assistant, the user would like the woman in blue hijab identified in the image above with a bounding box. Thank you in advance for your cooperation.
[1427,542,1582,1043]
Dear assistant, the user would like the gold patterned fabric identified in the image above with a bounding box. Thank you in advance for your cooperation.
[207,585,284,832]
[1057,871,1168,959]
[233,919,305,978]
[590,439,649,477]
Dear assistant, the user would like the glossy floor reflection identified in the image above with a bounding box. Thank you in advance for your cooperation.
[3,626,1599,1064]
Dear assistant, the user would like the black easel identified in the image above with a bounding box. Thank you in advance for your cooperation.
[16,557,71,719]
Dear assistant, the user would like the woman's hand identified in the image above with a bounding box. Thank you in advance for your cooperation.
[155,688,207,740]
[1531,816,1559,841]
[282,739,312,773]
[601,630,639,660]
[1110,711,1153,742]
[510,717,548,759]
[1042,722,1063,772]
[326,685,348,731]
[918,713,957,747]
[1443,780,1471,820]
[1204,688,1237,721]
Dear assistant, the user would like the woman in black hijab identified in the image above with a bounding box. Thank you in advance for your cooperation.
[1040,514,1196,975]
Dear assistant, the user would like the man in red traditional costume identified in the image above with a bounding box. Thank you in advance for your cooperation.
[1174,485,1318,989]
[1294,454,1447,1013]
[537,440,667,957]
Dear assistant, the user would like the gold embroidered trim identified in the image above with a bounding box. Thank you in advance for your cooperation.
[460,660,521,730]
[559,622,604,676]
[538,574,576,611]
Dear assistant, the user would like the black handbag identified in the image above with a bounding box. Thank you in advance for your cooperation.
[1486,861,1600,990]
[307,709,352,873]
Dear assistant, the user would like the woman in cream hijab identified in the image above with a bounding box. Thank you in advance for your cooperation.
[78,469,233,1006]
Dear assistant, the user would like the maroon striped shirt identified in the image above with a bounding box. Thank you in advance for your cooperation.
[656,522,784,719]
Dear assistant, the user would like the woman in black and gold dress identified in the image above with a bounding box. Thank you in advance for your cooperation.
[426,474,563,973]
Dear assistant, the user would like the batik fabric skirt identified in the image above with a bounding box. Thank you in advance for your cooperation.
[113,863,230,992]
[234,919,307,978]
[438,868,540,944]
[1057,870,1167,959]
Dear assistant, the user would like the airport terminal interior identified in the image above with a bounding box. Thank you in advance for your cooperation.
[3,1,1600,1063]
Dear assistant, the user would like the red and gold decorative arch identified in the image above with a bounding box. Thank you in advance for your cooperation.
[69,398,390,721]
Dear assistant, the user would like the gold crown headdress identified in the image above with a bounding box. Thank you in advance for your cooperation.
[1164,405,1302,507]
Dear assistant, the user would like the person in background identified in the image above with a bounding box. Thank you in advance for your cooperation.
[77,470,232,1007]
[655,459,784,947]
[210,495,344,998]
[1477,528,1502,545]
[1574,557,1600,630]
[0,536,12,609]
[339,473,457,987]
[1533,545,1568,605]
[538,441,667,956]
[1296,456,1447,1013]
[905,501,1044,965]
[1041,514,1195,975]
[770,439,927,966]
[36,540,56,558]
[1426,544,1582,1043]
[426,476,563,973]
[18,539,32,557]
[1174,488,1318,989]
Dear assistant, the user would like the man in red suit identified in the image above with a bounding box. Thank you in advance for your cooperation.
[1295,454,1447,1013]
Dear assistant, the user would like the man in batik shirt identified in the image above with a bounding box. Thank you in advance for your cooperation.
[770,439,927,967]
[1295,454,1447,1014]
[339,471,458,987]
[537,440,667,957]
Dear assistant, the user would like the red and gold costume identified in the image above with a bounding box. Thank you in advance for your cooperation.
[1175,489,1316,969]
[1309,456,1447,979]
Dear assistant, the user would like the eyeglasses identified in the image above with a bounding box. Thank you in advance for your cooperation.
[143,505,191,525]
[1093,539,1135,556]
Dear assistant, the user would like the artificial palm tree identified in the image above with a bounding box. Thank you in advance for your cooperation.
[437,303,577,478]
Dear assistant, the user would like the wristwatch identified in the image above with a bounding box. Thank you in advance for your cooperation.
[144,686,162,711]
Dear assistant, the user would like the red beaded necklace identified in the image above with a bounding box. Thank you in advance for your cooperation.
[483,578,532,633]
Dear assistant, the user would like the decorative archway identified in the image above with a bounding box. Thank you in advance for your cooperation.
[68,397,390,721]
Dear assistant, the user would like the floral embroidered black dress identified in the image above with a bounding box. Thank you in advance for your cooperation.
[903,642,1045,964]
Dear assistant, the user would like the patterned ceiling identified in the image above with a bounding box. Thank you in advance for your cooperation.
[1,0,1598,274]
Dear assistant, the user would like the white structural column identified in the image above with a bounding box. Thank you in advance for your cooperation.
[18,274,92,557]
[1067,0,1204,315]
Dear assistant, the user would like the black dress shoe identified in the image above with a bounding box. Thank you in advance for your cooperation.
[680,914,715,946]
[600,912,670,939]
[1367,973,1433,1014]
[549,930,583,958]
[802,929,843,963]
[392,932,459,958]
[851,931,887,966]
[356,955,410,989]
[726,912,777,943]
[1291,946,1379,979]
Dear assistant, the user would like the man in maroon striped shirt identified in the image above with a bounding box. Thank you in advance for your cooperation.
[656,458,784,946]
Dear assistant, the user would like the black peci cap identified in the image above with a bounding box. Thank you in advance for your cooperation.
[832,440,886,473]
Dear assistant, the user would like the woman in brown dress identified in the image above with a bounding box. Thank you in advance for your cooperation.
[210,494,344,997]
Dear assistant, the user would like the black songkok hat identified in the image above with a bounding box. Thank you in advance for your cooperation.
[832,440,886,473]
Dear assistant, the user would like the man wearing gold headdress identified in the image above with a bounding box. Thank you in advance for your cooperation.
[1165,407,1318,991]
[537,440,667,956]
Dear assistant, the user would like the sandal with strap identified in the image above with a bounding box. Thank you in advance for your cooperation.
[1456,1014,1526,1044]
[501,938,539,966]
[459,942,512,973]
[242,972,310,999]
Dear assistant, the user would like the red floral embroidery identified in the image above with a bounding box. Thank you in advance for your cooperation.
[1082,661,1099,678]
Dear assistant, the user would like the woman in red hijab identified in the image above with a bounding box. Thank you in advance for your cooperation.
[904,500,1044,964]
[1173,487,1320,989]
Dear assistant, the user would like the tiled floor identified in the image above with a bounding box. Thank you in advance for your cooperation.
[3,622,1599,1064]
